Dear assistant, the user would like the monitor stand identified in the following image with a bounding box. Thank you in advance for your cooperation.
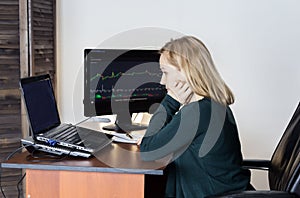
[102,112,147,133]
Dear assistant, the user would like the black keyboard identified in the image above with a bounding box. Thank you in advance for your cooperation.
[46,125,81,144]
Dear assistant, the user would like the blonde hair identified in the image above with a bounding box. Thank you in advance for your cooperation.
[160,36,234,105]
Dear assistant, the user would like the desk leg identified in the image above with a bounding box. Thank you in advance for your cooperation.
[26,169,144,198]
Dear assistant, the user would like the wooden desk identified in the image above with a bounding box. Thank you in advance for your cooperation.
[1,143,167,198]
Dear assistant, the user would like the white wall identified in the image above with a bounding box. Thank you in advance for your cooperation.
[56,0,300,189]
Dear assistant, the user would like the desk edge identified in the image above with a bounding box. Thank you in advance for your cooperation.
[1,162,163,175]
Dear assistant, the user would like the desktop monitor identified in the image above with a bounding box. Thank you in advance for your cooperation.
[84,49,166,133]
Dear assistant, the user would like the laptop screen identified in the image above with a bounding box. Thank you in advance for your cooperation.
[20,74,61,134]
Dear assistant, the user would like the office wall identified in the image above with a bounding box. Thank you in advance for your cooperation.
[56,0,300,189]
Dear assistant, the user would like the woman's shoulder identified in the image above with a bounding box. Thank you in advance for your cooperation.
[181,97,231,117]
[179,97,211,115]
[183,97,211,109]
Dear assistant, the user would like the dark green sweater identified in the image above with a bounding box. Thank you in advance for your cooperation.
[140,95,250,198]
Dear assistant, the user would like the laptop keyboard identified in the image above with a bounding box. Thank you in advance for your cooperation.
[47,125,70,138]
[47,125,81,144]
[56,127,77,140]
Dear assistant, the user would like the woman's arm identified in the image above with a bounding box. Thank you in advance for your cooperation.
[140,95,200,161]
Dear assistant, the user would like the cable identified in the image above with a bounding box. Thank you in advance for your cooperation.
[1,117,92,198]
[17,173,26,198]
[5,145,28,161]
[1,144,74,198]
[0,145,30,198]
[0,167,6,198]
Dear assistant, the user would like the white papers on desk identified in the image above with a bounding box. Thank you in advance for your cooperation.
[110,132,143,144]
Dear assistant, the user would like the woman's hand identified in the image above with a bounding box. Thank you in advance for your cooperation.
[169,81,194,105]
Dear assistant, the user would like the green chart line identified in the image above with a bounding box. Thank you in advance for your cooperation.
[90,70,161,82]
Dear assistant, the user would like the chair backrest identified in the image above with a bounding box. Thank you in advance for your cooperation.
[269,102,300,195]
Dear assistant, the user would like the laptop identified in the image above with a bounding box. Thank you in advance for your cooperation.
[21,136,92,158]
[19,74,112,157]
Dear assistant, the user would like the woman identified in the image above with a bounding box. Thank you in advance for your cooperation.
[139,36,251,197]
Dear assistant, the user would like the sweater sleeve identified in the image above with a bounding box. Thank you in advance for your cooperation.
[143,94,180,137]
[140,95,200,161]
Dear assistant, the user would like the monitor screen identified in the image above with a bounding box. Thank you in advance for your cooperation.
[84,49,166,132]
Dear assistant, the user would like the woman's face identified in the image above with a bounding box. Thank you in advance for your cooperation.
[159,53,186,95]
